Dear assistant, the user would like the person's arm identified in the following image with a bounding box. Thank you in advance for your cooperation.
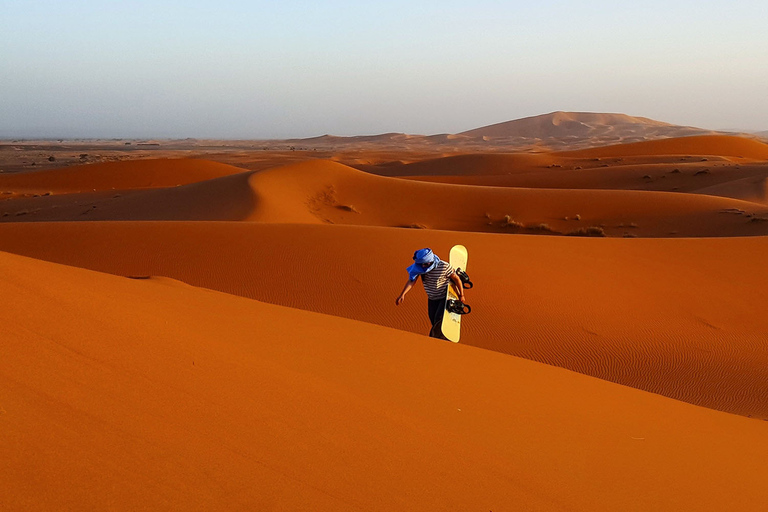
[395,279,416,305]
[449,272,465,302]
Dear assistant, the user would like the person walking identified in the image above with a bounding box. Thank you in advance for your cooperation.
[395,248,465,339]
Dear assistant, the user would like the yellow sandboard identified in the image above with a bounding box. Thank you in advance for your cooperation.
[441,244,468,343]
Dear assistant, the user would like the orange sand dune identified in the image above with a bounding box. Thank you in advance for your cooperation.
[558,134,768,160]
[367,136,768,180]
[403,161,768,203]
[3,159,768,237]
[0,158,246,193]
[460,111,677,138]
[694,175,768,203]
[2,249,768,511]
[1,222,767,419]
[0,170,258,221]
[358,152,560,177]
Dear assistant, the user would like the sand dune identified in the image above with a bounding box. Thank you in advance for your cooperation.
[364,135,768,205]
[1,222,767,420]
[2,249,768,511]
[558,134,768,160]
[360,152,560,177]
[460,111,674,137]
[457,111,714,143]
[694,175,768,203]
[1,170,258,222]
[370,135,768,178]
[401,160,768,204]
[0,158,246,193]
[3,158,768,237]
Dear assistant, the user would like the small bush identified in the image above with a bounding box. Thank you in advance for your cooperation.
[568,226,606,237]
[528,223,553,233]
[501,215,524,229]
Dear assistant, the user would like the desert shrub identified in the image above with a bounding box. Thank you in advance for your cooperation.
[568,226,606,237]
[501,215,524,229]
[527,223,553,233]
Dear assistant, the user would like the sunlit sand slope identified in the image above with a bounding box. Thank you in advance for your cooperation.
[557,135,768,160]
[2,250,767,511]
[0,222,766,419]
[3,159,768,236]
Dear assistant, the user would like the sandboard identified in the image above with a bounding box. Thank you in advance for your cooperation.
[441,244,469,343]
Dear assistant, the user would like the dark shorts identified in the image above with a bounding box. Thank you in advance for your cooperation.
[427,297,447,339]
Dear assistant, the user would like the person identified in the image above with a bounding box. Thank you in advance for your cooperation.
[395,247,466,339]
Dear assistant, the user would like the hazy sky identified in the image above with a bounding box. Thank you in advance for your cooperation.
[2,0,767,138]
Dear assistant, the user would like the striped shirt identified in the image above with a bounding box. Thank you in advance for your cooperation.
[417,260,455,300]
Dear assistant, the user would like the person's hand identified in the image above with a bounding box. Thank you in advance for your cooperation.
[395,295,404,305]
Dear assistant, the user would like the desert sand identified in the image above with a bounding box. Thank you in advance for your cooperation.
[2,117,768,510]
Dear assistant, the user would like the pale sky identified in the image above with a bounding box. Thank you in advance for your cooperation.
[2,0,767,138]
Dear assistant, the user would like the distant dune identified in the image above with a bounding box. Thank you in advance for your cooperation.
[375,135,768,204]
[459,111,709,140]
[0,158,245,193]
[277,111,718,151]
[558,134,768,160]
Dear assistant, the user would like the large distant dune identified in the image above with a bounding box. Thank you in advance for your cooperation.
[459,111,706,139]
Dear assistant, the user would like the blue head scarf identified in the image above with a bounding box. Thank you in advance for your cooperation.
[407,248,441,281]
